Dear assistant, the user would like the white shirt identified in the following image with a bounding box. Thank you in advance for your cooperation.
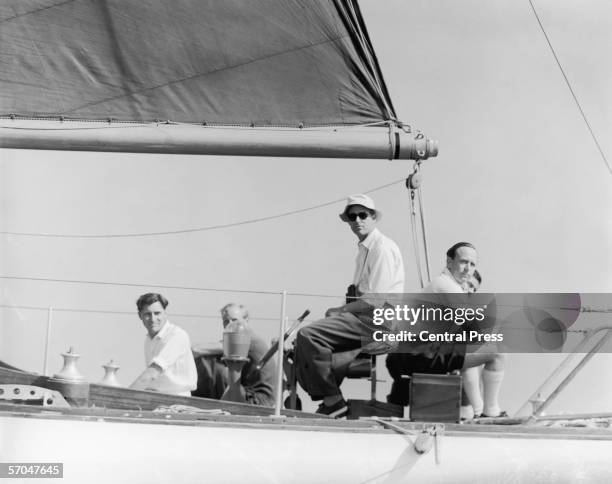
[423,268,465,293]
[144,321,197,396]
[353,228,405,306]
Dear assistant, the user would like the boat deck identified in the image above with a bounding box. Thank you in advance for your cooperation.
[2,361,611,440]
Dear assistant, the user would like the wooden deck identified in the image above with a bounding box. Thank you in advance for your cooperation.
[0,362,320,419]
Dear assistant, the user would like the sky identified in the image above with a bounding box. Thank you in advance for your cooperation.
[1,0,612,415]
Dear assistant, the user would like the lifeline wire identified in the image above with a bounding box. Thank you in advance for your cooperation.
[0,302,599,331]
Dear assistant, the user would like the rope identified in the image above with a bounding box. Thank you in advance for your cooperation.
[0,178,404,238]
[408,187,425,288]
[0,116,394,131]
[415,166,431,283]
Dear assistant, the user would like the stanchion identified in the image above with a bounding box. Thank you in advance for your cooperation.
[43,307,53,376]
[273,291,287,417]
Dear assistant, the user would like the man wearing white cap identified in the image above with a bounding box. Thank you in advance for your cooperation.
[295,194,404,417]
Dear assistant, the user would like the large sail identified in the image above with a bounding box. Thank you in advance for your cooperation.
[0,0,437,159]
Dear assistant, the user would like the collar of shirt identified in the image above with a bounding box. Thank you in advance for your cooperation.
[442,268,465,291]
[358,227,381,250]
[150,320,173,341]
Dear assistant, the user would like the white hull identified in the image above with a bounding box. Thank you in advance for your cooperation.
[2,410,611,484]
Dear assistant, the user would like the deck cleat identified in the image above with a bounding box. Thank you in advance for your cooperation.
[54,347,85,381]
[100,359,122,387]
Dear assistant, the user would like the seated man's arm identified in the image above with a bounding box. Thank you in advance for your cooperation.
[325,299,373,317]
[130,363,163,391]
[242,335,277,407]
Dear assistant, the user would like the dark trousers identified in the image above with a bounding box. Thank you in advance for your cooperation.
[192,353,228,399]
[295,312,375,400]
[385,345,466,406]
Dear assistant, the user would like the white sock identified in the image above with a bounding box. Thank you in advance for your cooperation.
[462,367,483,416]
[482,369,504,417]
[460,405,474,420]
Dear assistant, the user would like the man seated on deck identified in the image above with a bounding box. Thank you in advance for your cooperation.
[295,194,405,418]
[130,292,197,396]
[192,303,276,406]
[386,242,507,418]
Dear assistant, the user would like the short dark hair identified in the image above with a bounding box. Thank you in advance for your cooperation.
[136,293,169,312]
[446,242,476,259]
[473,269,482,284]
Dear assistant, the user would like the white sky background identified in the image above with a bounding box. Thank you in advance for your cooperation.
[1,0,612,414]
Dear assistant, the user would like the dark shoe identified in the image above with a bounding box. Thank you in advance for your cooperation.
[476,410,508,418]
[283,395,302,411]
[316,398,348,418]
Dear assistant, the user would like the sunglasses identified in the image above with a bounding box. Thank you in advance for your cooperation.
[347,211,370,221]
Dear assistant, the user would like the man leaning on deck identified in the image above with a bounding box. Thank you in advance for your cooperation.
[130,292,197,396]
[295,194,405,418]
[192,303,276,406]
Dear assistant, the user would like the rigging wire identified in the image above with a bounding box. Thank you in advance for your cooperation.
[0,275,281,296]
[407,186,425,288]
[0,275,418,303]
[528,0,612,178]
[0,178,404,239]
[413,163,432,283]
[0,275,341,299]
[2,277,609,313]
[406,163,431,288]
[0,303,286,322]
[0,303,606,333]
[416,187,431,283]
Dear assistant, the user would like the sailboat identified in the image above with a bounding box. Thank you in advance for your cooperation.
[2,1,612,482]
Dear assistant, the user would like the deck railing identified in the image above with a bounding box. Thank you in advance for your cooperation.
[516,325,612,421]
